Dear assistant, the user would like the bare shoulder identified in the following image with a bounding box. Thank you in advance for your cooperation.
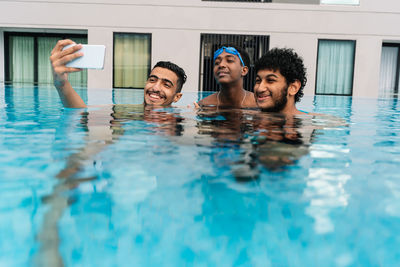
[244,91,257,108]
[198,93,218,106]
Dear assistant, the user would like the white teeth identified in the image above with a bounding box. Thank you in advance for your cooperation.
[149,93,161,99]
[258,94,270,99]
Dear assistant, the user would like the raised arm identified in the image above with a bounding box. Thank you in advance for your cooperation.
[50,39,87,108]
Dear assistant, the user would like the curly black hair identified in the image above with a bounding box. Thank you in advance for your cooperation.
[153,61,187,93]
[255,48,307,103]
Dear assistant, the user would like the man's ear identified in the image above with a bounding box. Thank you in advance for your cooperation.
[241,66,249,77]
[173,92,182,103]
[288,80,301,96]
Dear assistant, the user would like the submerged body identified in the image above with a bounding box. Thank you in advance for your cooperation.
[1,86,399,266]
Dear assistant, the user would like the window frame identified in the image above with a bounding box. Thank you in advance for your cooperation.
[382,43,400,95]
[112,32,152,89]
[4,31,87,85]
[315,39,357,96]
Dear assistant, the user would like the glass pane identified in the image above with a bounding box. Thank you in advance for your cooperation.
[37,37,59,84]
[9,36,35,84]
[379,46,399,97]
[114,33,151,88]
[68,37,88,88]
[316,40,355,95]
[37,36,87,87]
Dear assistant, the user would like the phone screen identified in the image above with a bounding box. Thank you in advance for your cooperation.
[63,44,106,69]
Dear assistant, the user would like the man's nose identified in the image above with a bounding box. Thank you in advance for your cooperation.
[152,81,162,91]
[255,80,267,93]
[260,80,268,89]
[218,60,227,68]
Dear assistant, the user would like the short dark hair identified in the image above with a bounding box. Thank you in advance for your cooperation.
[219,44,251,67]
[255,48,307,103]
[152,61,187,93]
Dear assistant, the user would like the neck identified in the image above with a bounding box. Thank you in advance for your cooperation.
[280,98,302,115]
[218,81,246,106]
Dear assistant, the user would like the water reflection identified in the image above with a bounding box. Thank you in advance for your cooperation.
[251,113,313,171]
[34,104,185,267]
[0,91,347,265]
[8,88,400,264]
[111,104,184,137]
[195,107,315,180]
[303,97,352,235]
[375,98,400,218]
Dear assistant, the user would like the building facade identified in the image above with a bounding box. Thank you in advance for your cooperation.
[1,0,400,98]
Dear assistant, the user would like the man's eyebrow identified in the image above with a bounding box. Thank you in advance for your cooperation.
[265,73,279,78]
[256,73,279,79]
[148,74,174,86]
[148,74,159,80]
[224,54,237,60]
[162,78,174,86]
[216,54,236,60]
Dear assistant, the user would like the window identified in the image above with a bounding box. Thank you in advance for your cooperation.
[113,33,151,89]
[203,0,359,4]
[199,33,269,92]
[379,43,400,98]
[321,0,359,5]
[316,40,356,96]
[203,0,272,2]
[4,32,87,86]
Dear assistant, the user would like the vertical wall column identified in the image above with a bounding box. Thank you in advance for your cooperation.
[152,29,201,93]
[352,37,381,98]
[87,28,113,90]
[269,33,318,97]
[86,28,113,105]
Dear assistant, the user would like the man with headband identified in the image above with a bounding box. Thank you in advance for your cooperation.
[197,45,257,108]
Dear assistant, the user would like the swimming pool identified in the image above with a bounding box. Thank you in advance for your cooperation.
[1,85,400,266]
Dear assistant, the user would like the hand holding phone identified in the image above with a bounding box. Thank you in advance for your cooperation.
[63,44,106,69]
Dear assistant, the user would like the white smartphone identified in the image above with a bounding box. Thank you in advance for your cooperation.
[63,44,106,69]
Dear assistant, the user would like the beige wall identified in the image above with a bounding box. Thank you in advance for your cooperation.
[270,33,318,96]
[1,0,400,98]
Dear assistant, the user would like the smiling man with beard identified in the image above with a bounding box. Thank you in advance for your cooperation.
[50,39,186,108]
[254,48,308,115]
[143,61,186,107]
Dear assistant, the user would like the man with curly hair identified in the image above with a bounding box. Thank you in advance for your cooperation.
[254,48,308,115]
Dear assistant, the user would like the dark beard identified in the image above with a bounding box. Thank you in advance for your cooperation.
[261,85,288,112]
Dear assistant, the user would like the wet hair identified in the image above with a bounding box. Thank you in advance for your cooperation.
[255,48,307,103]
[152,61,187,93]
[219,44,251,67]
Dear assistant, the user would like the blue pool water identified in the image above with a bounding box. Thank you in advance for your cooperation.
[1,85,400,266]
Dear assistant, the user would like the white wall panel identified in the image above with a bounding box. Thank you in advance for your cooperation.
[270,33,318,97]
[87,27,113,89]
[151,29,200,92]
[352,37,382,98]
[0,0,400,98]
